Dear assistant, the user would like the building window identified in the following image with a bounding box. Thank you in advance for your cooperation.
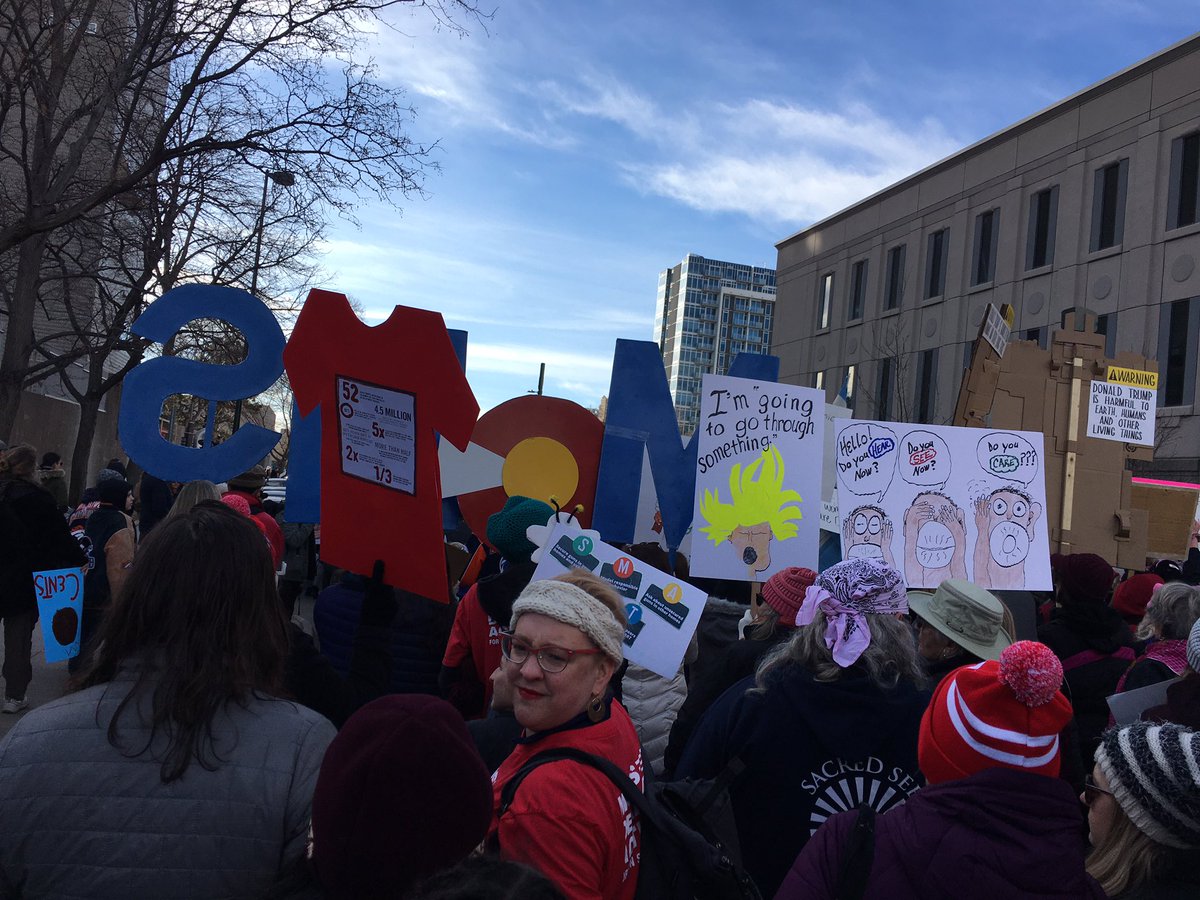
[884,244,905,310]
[842,365,857,411]
[925,229,949,299]
[1160,299,1198,407]
[1168,131,1200,230]
[816,273,833,329]
[877,358,894,421]
[814,371,826,391]
[1095,313,1117,358]
[849,259,868,321]
[1090,158,1129,252]
[971,209,999,286]
[1023,327,1045,349]
[1026,186,1059,270]
[915,348,938,422]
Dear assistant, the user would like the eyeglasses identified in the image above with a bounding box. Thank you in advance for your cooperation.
[500,632,604,674]
[1083,775,1113,806]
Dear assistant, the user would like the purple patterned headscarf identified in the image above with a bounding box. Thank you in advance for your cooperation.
[795,559,908,667]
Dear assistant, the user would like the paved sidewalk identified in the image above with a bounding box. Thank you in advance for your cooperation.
[0,620,71,740]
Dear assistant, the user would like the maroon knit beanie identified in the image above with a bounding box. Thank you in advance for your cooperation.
[311,695,493,898]
[761,567,819,627]
[1112,573,1164,624]
[1056,553,1116,605]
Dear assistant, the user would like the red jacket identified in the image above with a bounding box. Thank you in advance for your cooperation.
[490,702,643,900]
[442,584,502,713]
[225,489,285,569]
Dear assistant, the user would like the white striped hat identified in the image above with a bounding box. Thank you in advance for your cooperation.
[1095,722,1200,849]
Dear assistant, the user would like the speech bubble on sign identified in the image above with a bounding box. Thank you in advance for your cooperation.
[835,422,898,503]
[976,432,1039,485]
[900,429,952,490]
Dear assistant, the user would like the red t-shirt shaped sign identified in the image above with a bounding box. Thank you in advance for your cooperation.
[285,289,478,599]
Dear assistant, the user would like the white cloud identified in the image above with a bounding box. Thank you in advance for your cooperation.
[540,77,962,226]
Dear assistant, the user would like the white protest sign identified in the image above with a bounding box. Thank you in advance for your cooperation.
[530,520,704,678]
[982,303,1010,357]
[691,374,824,581]
[336,375,416,492]
[1087,366,1157,448]
[821,404,853,534]
[834,419,1051,590]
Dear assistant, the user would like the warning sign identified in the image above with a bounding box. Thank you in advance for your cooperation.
[1087,374,1156,448]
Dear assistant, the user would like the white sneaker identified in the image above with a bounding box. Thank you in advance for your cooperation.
[2,697,28,714]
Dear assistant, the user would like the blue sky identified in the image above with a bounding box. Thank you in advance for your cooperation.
[314,1,1199,414]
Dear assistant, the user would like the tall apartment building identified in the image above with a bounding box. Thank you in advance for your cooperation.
[655,253,777,435]
[772,33,1200,481]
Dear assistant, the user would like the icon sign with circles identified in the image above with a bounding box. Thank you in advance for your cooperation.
[663,583,683,605]
[625,603,642,626]
[573,535,594,556]
[614,556,634,580]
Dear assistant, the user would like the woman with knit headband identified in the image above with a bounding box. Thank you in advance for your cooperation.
[487,571,643,900]
[676,558,928,898]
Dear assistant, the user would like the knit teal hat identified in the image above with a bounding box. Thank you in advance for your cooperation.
[487,496,554,564]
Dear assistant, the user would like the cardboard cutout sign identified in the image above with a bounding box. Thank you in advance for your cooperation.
[286,328,468,524]
[285,289,477,598]
[33,567,84,662]
[452,395,604,546]
[119,285,285,482]
[691,375,824,580]
[530,520,705,679]
[834,419,1052,590]
[592,340,779,550]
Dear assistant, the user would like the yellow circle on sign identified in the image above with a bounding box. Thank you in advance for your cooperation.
[663,583,683,604]
[502,437,579,504]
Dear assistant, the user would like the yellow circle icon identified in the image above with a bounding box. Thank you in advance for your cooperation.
[663,583,683,604]
[502,437,579,504]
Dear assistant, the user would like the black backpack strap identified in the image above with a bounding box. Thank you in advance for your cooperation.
[834,804,875,900]
[498,746,664,827]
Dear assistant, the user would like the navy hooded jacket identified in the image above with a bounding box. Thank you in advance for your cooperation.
[676,665,929,898]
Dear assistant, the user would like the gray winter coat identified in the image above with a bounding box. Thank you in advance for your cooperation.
[0,667,335,899]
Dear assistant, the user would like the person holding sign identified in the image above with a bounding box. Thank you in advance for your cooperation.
[0,503,335,897]
[676,559,928,898]
[489,572,643,900]
[0,445,86,713]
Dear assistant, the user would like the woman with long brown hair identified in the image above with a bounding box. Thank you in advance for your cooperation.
[0,503,335,898]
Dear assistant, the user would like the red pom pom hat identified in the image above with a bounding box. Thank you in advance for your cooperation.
[919,640,1073,784]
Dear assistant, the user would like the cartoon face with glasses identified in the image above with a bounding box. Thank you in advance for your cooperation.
[972,487,1041,590]
[842,504,897,570]
[500,615,616,734]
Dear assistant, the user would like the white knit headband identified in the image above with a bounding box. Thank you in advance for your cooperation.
[510,580,625,666]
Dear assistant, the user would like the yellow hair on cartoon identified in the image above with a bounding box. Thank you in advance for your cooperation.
[699,445,802,545]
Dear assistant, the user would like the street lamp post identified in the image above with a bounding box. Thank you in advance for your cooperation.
[234,169,295,432]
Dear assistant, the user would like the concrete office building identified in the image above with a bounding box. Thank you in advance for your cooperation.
[772,33,1200,480]
[655,253,777,435]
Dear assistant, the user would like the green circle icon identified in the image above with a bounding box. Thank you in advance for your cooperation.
[573,535,594,556]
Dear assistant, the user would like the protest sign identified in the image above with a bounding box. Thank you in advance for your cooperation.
[33,567,84,662]
[981,303,1010,357]
[691,374,824,580]
[119,284,284,483]
[451,394,605,547]
[834,419,1052,590]
[285,289,477,598]
[821,404,853,533]
[530,521,704,678]
[1087,366,1157,447]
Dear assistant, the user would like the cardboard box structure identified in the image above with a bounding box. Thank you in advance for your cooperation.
[953,310,1156,569]
[1129,480,1200,561]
